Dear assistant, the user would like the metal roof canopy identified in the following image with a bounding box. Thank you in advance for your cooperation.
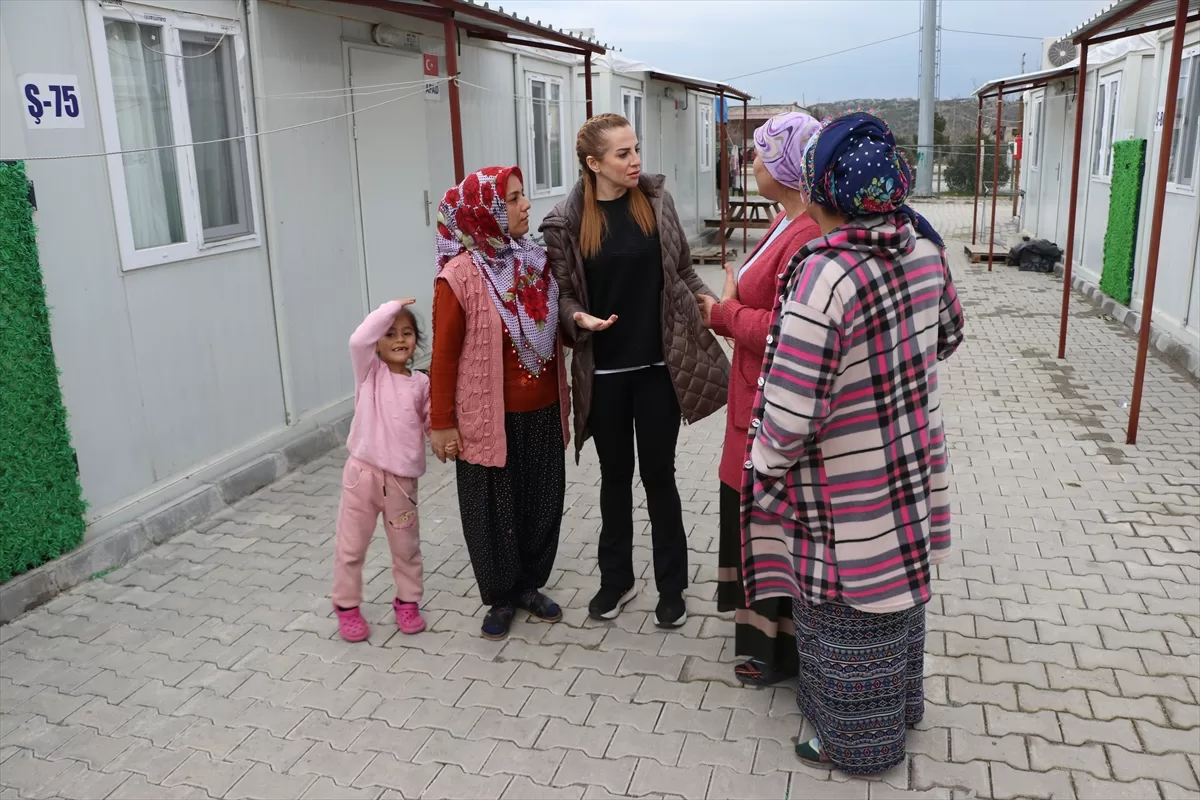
[327,0,609,182]
[1068,0,1199,43]
[973,65,1079,99]
[646,70,752,101]
[1054,0,1198,445]
[333,0,611,52]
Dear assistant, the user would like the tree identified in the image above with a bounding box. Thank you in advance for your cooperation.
[944,135,1011,194]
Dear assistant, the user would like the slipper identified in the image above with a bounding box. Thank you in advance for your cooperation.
[794,737,833,767]
[734,658,796,687]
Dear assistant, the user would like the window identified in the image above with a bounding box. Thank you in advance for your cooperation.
[1167,46,1200,192]
[1091,73,1120,179]
[1031,98,1044,169]
[621,88,644,144]
[88,2,258,270]
[700,102,713,171]
[526,73,565,196]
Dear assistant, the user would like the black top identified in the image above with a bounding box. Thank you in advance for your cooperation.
[582,192,664,371]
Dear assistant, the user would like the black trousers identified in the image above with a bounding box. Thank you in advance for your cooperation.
[456,403,565,607]
[589,366,688,597]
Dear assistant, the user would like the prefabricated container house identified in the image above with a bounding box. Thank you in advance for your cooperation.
[0,0,612,548]
[1014,21,1200,351]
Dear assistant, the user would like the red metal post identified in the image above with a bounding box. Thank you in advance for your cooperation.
[1127,0,1190,445]
[719,93,728,265]
[1057,41,1089,360]
[443,15,465,183]
[584,51,593,120]
[988,86,1003,272]
[742,97,749,252]
[972,94,983,245]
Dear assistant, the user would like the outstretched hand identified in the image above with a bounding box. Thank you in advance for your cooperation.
[573,312,618,332]
[721,263,738,303]
[394,297,417,306]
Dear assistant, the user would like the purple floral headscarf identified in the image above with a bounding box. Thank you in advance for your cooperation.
[753,111,822,190]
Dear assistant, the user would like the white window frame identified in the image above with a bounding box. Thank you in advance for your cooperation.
[1091,72,1121,181]
[699,101,713,172]
[1030,96,1044,170]
[525,72,567,199]
[1166,45,1200,195]
[86,1,260,271]
[620,87,644,145]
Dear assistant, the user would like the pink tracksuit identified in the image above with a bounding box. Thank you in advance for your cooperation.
[332,301,431,610]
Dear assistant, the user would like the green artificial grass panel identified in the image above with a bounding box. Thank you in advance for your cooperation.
[0,161,87,583]
[1099,139,1147,307]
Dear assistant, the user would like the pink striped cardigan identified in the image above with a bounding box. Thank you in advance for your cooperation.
[740,214,965,613]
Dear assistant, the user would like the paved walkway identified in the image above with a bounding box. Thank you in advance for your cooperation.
[2,206,1198,800]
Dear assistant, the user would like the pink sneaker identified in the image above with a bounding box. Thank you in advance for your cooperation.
[335,606,370,642]
[394,599,426,634]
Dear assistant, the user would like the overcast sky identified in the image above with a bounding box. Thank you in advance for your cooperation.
[500,0,1111,103]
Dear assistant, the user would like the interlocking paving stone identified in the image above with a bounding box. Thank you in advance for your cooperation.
[5,211,1199,799]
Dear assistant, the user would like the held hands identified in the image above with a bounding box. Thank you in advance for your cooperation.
[430,428,460,463]
[573,312,618,332]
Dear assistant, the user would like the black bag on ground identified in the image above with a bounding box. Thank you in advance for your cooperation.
[1007,237,1062,273]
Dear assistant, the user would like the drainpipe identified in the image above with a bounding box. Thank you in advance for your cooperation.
[247,0,296,425]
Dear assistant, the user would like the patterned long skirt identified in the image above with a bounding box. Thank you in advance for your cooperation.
[792,599,926,775]
[455,403,565,607]
[716,484,797,677]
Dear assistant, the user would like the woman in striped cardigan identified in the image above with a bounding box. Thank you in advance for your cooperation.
[740,112,965,775]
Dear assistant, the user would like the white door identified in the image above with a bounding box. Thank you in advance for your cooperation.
[658,97,680,189]
[350,48,434,321]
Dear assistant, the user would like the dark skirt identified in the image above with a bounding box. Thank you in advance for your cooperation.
[793,599,926,775]
[456,403,565,607]
[716,483,798,677]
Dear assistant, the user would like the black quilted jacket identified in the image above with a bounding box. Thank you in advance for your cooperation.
[540,174,731,462]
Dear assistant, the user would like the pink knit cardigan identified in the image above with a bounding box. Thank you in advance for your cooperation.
[438,253,570,468]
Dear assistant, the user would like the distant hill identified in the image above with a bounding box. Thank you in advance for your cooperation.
[811,98,1024,144]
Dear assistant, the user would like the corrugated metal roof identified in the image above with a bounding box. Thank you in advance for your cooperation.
[1068,0,1200,43]
[646,70,752,101]
[973,65,1079,98]
[456,0,613,50]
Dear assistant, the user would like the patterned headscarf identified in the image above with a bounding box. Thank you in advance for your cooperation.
[435,166,559,376]
[800,111,944,248]
[753,111,821,190]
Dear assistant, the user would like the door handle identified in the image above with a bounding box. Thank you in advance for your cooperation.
[423,190,431,227]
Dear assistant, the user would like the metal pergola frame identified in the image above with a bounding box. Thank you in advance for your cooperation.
[1055,0,1199,444]
[646,73,753,265]
[972,66,1079,272]
[332,0,609,182]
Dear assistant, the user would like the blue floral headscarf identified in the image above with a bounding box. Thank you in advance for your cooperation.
[800,111,944,248]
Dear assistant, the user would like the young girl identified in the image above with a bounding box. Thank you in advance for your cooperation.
[332,298,445,642]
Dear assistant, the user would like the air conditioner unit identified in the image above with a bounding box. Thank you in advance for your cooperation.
[1042,36,1080,70]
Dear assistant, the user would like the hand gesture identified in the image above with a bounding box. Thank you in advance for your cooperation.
[394,297,417,307]
[721,263,738,303]
[573,312,618,332]
[697,294,718,328]
[431,428,460,463]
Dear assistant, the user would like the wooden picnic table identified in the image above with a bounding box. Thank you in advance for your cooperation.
[705,197,781,239]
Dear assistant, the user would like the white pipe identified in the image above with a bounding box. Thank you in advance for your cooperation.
[247,0,297,425]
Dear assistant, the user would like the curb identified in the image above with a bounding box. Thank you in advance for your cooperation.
[0,414,352,624]
[1053,264,1200,382]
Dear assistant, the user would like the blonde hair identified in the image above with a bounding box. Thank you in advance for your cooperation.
[576,113,657,258]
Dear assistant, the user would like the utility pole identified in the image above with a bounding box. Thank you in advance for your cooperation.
[1012,53,1025,217]
[915,0,937,196]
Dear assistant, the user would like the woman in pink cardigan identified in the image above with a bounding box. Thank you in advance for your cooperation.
[698,112,822,686]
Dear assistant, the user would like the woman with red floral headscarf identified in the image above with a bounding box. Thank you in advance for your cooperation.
[430,166,571,642]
